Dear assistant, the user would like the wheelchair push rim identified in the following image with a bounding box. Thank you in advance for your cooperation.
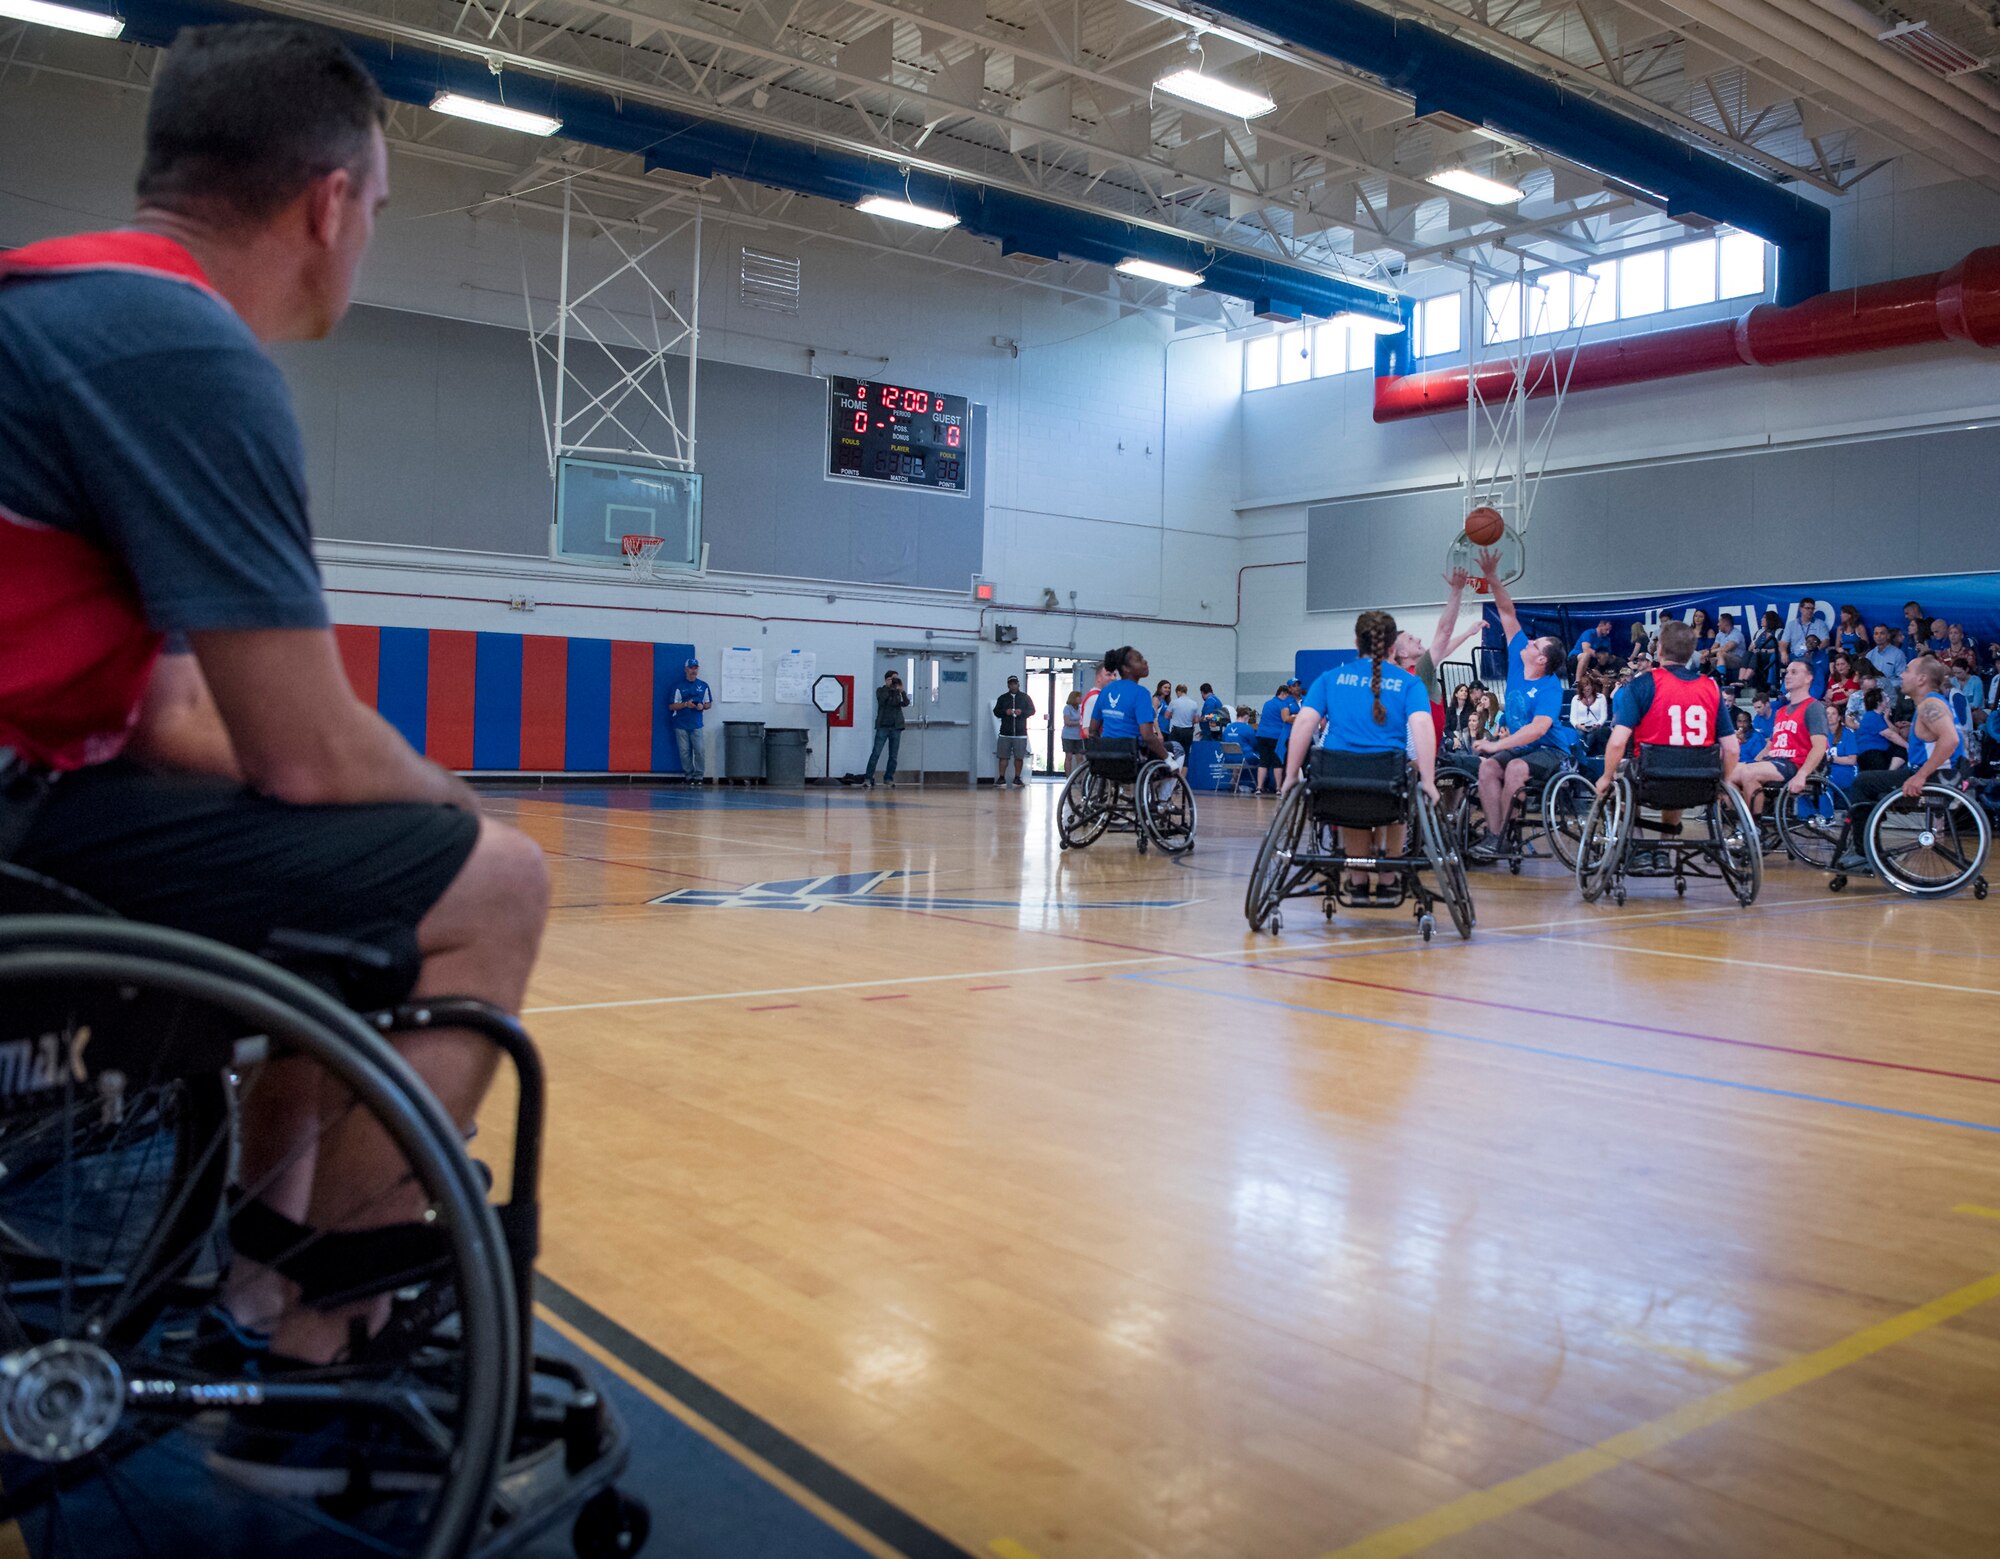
[1245,784,1309,933]
[1141,765,1198,855]
[1541,771,1596,872]
[1864,784,1991,898]
[1057,765,1110,849]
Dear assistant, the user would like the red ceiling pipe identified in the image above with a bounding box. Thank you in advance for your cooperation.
[1373,245,2000,422]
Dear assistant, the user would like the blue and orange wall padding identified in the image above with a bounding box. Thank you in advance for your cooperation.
[334,625,699,773]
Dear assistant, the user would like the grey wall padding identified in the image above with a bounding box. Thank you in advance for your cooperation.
[273,304,985,589]
[1305,422,2000,611]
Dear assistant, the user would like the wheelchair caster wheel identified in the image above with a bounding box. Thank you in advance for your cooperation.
[1508,859,1521,876]
[1270,911,1283,933]
[575,1489,651,1559]
[1059,840,1069,850]
[1674,878,1687,897]
[1137,837,1148,855]
[1324,897,1336,918]
[1419,914,1435,943]
[1829,875,1846,893]
[1978,880,1989,901]
[1612,886,1626,906]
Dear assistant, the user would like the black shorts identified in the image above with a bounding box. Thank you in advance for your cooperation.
[1765,758,1799,783]
[1485,746,1565,785]
[1255,737,1281,768]
[11,760,478,997]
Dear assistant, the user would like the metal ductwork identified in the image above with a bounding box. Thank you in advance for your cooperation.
[1371,246,2000,422]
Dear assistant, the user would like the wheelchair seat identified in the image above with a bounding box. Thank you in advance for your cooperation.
[1305,747,1408,829]
[1083,736,1142,783]
[1632,742,1723,813]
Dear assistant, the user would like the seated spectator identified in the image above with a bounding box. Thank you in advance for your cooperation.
[1713,611,1748,682]
[1748,694,1775,757]
[1780,595,1832,661]
[1925,618,1952,657]
[1569,670,1611,755]
[1956,661,1987,729]
[1687,608,1717,671]
[1445,682,1476,741]
[1865,622,1908,683]
[1901,600,1927,650]
[1826,704,1859,792]
[1834,603,1868,655]
[1626,621,1653,663]
[1748,609,1783,692]
[1824,651,1859,714]
[1222,707,1258,790]
[1803,634,1830,699]
[1942,624,1976,675]
[1572,617,1622,680]
[1854,689,1895,771]
[1732,708,1760,762]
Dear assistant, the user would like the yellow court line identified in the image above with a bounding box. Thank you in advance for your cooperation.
[1322,1266,2000,1559]
[1956,1203,2000,1221]
[1533,935,2000,997]
[989,1541,1048,1559]
[531,1303,911,1559]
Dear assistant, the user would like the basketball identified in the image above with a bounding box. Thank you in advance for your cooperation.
[1464,505,1505,546]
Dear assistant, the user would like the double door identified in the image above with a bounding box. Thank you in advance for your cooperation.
[873,645,975,783]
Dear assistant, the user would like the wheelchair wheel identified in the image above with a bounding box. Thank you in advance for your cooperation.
[0,919,515,1559]
[1245,785,1308,933]
[1776,784,1845,870]
[1542,771,1596,871]
[1714,782,1764,907]
[1416,791,1474,941]
[1577,782,1629,904]
[1864,784,1991,898]
[1140,767,1198,856]
[1057,765,1108,849]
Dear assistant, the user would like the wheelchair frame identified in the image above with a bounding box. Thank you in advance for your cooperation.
[0,885,648,1559]
[1450,754,1574,876]
[1810,779,1991,899]
[1057,741,1197,856]
[1245,754,1473,942]
[1576,751,1762,907]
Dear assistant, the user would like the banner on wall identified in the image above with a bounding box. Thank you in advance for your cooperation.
[1482,572,2000,666]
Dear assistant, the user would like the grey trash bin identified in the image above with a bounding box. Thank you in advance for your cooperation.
[724,720,766,781]
[764,727,809,787]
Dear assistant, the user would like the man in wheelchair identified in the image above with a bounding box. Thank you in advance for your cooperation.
[0,19,568,1509]
[1466,550,1568,863]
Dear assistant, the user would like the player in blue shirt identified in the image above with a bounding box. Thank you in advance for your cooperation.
[1253,684,1296,796]
[1089,645,1169,763]
[1468,550,1567,861]
[1290,610,1437,900]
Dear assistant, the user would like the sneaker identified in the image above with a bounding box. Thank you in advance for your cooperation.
[1014,778,1027,788]
[1466,835,1501,862]
[1834,850,1870,874]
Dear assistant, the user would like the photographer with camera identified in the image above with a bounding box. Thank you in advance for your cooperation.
[866,667,911,789]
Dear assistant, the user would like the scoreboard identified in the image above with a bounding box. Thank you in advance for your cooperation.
[826,376,970,494]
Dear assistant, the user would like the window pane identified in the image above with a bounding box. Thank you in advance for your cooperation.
[1245,334,1278,391]
[1420,293,1461,359]
[1719,231,1767,299]
[1619,250,1666,318]
[1483,282,1521,344]
[1580,262,1617,326]
[1313,321,1348,378]
[1348,326,1376,373]
[1668,239,1717,309]
[1278,327,1311,383]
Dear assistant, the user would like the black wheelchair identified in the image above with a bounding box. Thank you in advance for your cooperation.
[1807,779,1990,899]
[1057,738,1196,855]
[1575,744,1761,906]
[0,864,648,1559]
[1451,753,1578,875]
[1244,749,1474,942]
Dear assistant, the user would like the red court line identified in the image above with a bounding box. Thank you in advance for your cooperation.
[1064,975,1104,983]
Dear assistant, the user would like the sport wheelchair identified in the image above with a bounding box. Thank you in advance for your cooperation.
[1451,753,1580,875]
[1812,780,1990,899]
[1244,749,1474,942]
[1057,738,1196,855]
[1575,744,1761,907]
[0,864,648,1559]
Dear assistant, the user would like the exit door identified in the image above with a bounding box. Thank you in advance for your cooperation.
[1024,654,1081,775]
[874,645,976,784]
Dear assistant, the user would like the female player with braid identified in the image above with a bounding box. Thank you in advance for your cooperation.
[1287,609,1439,901]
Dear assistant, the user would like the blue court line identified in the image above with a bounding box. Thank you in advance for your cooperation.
[1118,973,2000,1138]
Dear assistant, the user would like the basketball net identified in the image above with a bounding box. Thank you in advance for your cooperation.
[621,533,666,581]
[1442,258,1600,589]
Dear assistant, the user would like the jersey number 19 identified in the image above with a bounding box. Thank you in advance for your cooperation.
[1665,705,1708,746]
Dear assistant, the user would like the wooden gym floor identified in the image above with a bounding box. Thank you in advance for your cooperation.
[481,780,2000,1559]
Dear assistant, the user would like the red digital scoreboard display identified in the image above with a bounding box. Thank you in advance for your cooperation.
[827,376,970,494]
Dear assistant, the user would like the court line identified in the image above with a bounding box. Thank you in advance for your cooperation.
[1956,1204,2000,1221]
[1121,975,2000,1137]
[534,1276,980,1559]
[989,1542,1046,1559]
[1535,936,2000,997]
[1319,1264,2000,1558]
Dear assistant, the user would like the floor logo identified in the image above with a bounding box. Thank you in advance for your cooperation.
[648,870,1197,913]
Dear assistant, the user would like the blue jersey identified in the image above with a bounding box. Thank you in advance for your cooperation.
[1303,660,1427,756]
[1093,678,1154,740]
[1856,710,1891,754]
[1221,720,1255,749]
[668,677,711,730]
[1255,697,1292,740]
[1907,694,1958,770]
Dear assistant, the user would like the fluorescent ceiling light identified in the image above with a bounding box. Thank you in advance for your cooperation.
[1117,257,1204,289]
[1154,67,1275,119]
[855,196,959,230]
[430,92,562,137]
[1332,311,1404,335]
[0,0,123,36]
[1425,167,1525,205]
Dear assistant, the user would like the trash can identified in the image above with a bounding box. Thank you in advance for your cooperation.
[764,726,809,787]
[724,720,766,781]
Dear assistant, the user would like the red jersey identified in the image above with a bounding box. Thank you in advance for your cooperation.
[1766,697,1820,767]
[1632,667,1722,748]
[0,233,215,771]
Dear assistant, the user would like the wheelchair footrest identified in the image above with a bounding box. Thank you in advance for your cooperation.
[229,1195,452,1311]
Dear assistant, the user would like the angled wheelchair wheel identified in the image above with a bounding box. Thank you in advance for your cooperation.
[1245,785,1309,933]
[0,919,515,1559]
[1773,783,1842,870]
[1864,783,1991,898]
[1417,791,1474,940]
[1140,767,1198,856]
[1714,782,1764,907]
[1577,782,1629,904]
[1057,765,1108,849]
[1542,771,1597,872]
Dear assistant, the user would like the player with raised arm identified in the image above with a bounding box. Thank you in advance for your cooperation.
[1467,549,1566,861]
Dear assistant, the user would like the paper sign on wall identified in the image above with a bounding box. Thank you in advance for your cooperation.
[775,650,818,704]
[720,647,763,704]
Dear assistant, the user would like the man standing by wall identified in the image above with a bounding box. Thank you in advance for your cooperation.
[993,674,1034,788]
[866,668,909,789]
[667,657,712,784]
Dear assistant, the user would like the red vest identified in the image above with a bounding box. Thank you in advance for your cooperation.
[1767,697,1819,766]
[0,233,219,771]
[1633,668,1722,748]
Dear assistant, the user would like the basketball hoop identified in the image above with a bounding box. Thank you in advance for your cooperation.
[1445,527,1526,589]
[620,533,666,580]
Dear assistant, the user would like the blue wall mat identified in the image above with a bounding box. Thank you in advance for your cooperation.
[376,626,430,750]
[473,632,525,770]
[565,638,614,772]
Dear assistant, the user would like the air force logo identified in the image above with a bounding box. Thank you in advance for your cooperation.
[648,870,1196,913]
